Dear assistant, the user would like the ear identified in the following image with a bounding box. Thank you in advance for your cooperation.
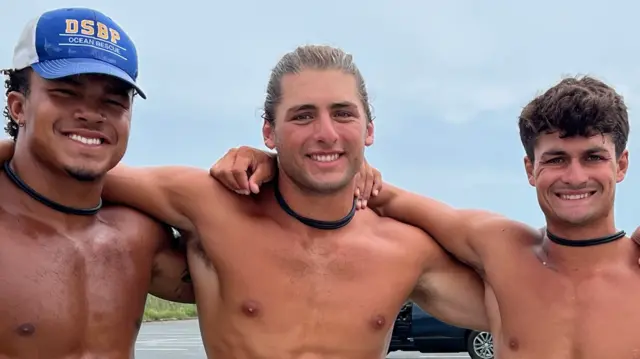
[263,120,276,150]
[364,120,374,147]
[524,155,535,187]
[615,149,629,183]
[6,91,26,127]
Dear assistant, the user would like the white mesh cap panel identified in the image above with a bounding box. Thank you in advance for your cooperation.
[12,16,41,70]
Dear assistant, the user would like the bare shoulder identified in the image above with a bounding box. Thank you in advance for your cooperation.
[467,213,543,248]
[361,209,440,257]
[96,205,172,251]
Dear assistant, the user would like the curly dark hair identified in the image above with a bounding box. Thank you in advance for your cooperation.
[2,68,31,141]
[518,75,629,160]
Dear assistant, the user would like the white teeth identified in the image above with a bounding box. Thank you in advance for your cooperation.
[310,154,340,162]
[560,193,592,200]
[67,134,102,146]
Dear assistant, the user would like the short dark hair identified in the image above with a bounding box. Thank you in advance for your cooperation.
[518,75,629,160]
[2,68,31,141]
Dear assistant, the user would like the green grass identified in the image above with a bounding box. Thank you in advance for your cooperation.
[142,295,198,322]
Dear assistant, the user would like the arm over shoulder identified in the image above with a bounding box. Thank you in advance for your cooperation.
[102,165,224,231]
[371,184,522,268]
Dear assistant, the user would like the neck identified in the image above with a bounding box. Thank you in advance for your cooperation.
[276,170,356,223]
[545,213,617,241]
[6,149,103,219]
[542,214,631,268]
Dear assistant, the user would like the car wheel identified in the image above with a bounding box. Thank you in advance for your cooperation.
[467,331,494,359]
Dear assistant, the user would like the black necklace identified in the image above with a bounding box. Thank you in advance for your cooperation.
[546,228,626,247]
[3,161,102,216]
[274,182,356,230]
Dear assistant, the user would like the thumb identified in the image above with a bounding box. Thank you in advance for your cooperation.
[248,164,272,194]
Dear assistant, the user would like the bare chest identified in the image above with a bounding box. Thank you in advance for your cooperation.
[0,219,154,356]
[191,223,425,339]
[487,259,640,359]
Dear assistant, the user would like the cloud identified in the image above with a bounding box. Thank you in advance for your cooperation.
[2,0,640,231]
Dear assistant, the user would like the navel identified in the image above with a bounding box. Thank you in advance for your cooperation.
[240,300,261,317]
[15,323,36,337]
[370,315,386,330]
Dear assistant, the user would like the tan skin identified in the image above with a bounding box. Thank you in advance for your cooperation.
[215,133,640,359]
[99,69,488,359]
[0,70,193,359]
[358,133,640,359]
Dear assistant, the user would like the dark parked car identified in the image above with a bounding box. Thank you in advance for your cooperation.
[387,302,494,359]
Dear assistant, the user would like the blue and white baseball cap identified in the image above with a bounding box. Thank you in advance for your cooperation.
[12,7,146,99]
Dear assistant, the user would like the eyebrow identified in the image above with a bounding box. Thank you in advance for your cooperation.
[540,146,611,158]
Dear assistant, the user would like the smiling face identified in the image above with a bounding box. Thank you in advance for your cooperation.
[6,70,133,181]
[263,69,374,194]
[524,131,628,226]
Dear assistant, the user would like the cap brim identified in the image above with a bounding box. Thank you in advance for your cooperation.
[31,58,146,99]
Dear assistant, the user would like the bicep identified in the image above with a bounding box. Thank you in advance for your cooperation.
[410,240,488,331]
[102,165,205,230]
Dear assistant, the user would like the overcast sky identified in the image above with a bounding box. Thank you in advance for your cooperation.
[3,0,639,231]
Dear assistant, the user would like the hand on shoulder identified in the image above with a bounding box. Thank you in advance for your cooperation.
[210,146,276,195]
[209,146,383,206]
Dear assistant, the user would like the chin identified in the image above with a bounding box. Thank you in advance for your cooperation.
[554,212,597,226]
[63,166,107,182]
[306,178,352,194]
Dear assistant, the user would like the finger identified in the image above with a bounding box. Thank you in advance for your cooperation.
[354,172,362,199]
[210,148,234,179]
[211,149,241,191]
[231,153,252,195]
[631,227,640,242]
[361,169,374,207]
[248,164,271,194]
[372,169,383,197]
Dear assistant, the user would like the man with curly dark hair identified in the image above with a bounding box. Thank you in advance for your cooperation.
[212,75,640,358]
[0,7,193,358]
[361,76,639,358]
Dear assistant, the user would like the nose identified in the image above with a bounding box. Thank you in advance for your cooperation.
[74,100,105,124]
[312,111,339,144]
[560,160,589,187]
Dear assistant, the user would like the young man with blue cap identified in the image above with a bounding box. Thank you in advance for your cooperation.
[0,7,192,358]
